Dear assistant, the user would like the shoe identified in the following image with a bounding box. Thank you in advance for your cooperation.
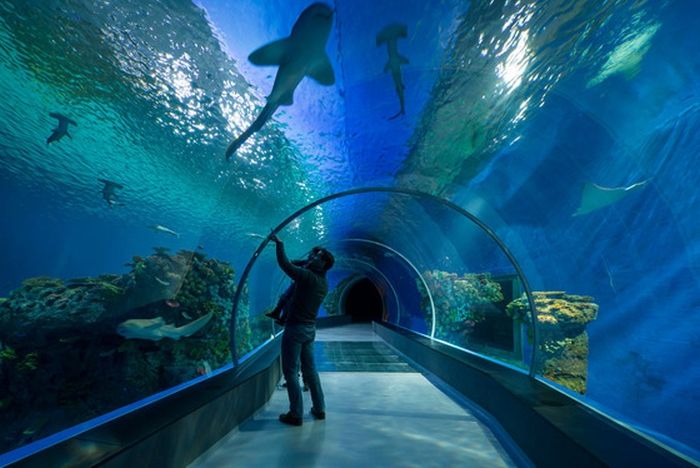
[279,412,303,426]
[310,408,325,420]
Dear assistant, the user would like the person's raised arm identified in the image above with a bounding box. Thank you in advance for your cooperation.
[269,231,307,280]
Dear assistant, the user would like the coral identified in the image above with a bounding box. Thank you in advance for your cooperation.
[21,277,64,290]
[0,346,17,361]
[542,334,589,394]
[0,247,240,453]
[153,247,171,257]
[418,270,504,342]
[506,291,598,394]
[17,352,39,372]
[506,291,598,337]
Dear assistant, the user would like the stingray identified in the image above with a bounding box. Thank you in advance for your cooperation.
[573,180,649,216]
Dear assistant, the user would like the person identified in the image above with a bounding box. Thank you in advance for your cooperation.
[268,232,334,426]
[265,248,323,325]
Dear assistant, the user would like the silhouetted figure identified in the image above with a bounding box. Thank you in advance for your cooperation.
[376,23,409,119]
[268,232,334,426]
[225,3,336,160]
[47,113,77,144]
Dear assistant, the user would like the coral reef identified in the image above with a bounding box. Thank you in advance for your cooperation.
[506,291,598,393]
[0,248,248,454]
[419,270,504,344]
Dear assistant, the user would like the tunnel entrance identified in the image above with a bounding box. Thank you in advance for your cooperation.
[341,277,384,323]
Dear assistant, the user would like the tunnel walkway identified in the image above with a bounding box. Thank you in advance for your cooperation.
[189,324,518,467]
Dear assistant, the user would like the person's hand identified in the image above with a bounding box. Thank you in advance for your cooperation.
[268,230,281,244]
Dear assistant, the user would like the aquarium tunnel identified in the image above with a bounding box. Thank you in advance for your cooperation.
[1,0,699,466]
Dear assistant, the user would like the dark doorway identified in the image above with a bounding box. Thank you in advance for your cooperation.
[342,278,383,323]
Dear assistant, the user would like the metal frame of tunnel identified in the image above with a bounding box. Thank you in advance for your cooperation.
[229,187,539,376]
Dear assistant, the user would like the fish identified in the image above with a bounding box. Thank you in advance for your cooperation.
[149,224,180,238]
[376,23,409,119]
[98,178,124,208]
[165,299,180,308]
[116,312,214,341]
[47,112,77,144]
[181,311,192,320]
[154,277,170,287]
[225,3,335,160]
[573,180,648,216]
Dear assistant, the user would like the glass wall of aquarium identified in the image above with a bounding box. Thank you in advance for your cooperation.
[1,0,699,463]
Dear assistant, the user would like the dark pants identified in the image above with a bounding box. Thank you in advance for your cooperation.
[281,323,325,418]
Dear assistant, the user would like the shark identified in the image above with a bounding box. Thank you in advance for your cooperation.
[376,23,409,119]
[47,112,77,144]
[149,224,180,238]
[116,312,213,341]
[573,180,649,216]
[98,178,124,208]
[225,3,336,160]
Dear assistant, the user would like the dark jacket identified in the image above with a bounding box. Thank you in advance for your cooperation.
[275,242,328,324]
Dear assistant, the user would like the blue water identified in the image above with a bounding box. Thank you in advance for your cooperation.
[1,0,699,462]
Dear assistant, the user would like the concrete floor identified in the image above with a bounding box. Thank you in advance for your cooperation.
[189,324,518,468]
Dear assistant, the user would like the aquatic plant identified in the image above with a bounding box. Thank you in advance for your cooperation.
[130,256,147,275]
[96,282,125,301]
[21,277,64,290]
[17,352,39,371]
[0,345,17,361]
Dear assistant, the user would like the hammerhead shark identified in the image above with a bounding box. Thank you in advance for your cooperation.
[376,23,409,119]
[225,3,335,160]
[149,224,180,238]
[47,112,77,144]
[116,312,213,341]
[573,180,649,216]
[98,178,124,208]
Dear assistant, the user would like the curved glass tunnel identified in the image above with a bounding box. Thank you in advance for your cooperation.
[1,0,699,464]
